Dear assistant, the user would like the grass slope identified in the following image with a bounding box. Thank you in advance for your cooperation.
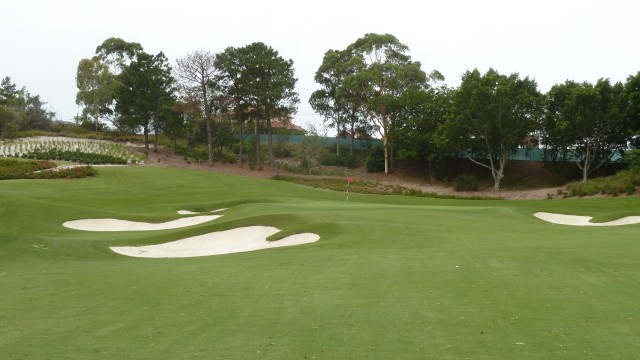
[1,166,639,359]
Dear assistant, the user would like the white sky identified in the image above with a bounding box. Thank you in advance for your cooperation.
[1,0,638,130]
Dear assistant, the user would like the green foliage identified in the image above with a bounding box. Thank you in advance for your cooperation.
[443,68,543,189]
[22,148,127,164]
[2,118,18,139]
[566,170,640,197]
[319,153,357,168]
[453,174,479,191]
[365,146,385,172]
[0,76,55,132]
[624,149,640,170]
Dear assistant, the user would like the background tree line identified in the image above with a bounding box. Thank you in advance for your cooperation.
[74,38,298,172]
[311,33,640,188]
[59,33,640,188]
[0,76,56,139]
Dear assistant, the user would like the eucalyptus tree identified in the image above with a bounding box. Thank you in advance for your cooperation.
[75,57,119,133]
[95,37,143,74]
[441,68,542,190]
[544,79,626,181]
[115,51,176,150]
[174,50,218,166]
[310,49,349,155]
[337,33,429,173]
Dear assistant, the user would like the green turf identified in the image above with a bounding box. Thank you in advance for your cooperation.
[1,166,639,359]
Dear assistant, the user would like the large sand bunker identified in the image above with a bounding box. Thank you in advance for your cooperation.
[534,212,640,226]
[110,226,320,258]
[63,215,222,231]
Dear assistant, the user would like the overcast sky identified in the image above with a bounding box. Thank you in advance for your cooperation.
[1,0,638,131]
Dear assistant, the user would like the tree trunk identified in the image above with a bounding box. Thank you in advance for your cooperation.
[153,127,158,152]
[492,157,507,190]
[383,135,389,174]
[143,125,149,150]
[239,117,244,168]
[266,107,275,173]
[349,115,355,156]
[255,115,261,170]
[202,84,214,167]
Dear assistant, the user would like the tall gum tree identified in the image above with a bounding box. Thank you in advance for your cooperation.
[75,57,118,134]
[338,33,428,174]
[441,68,542,190]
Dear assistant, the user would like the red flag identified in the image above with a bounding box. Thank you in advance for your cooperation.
[347,176,354,183]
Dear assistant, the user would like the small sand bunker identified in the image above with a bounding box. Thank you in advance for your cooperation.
[110,226,320,258]
[534,212,640,226]
[63,215,222,231]
[177,208,227,215]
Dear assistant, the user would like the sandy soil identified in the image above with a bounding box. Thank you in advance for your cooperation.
[534,212,640,226]
[63,215,221,231]
[110,226,320,258]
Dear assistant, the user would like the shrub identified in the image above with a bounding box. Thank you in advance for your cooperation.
[624,149,640,171]
[320,153,357,168]
[365,146,385,173]
[565,170,640,197]
[453,174,479,191]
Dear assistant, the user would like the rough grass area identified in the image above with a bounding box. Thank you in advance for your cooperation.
[272,174,503,200]
[1,166,639,359]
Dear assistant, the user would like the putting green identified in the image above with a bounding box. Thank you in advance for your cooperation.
[1,165,639,359]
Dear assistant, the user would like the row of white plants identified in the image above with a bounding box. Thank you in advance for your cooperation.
[0,136,146,163]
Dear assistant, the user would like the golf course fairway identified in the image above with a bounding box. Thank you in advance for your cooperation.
[1,165,639,359]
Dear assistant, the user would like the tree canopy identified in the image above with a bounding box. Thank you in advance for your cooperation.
[441,68,542,189]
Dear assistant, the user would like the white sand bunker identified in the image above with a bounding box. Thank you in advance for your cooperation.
[177,208,227,215]
[110,226,320,258]
[534,212,640,226]
[63,215,222,231]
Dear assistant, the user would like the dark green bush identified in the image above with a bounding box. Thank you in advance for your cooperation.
[23,148,127,164]
[454,174,479,191]
[320,153,358,168]
[365,146,385,173]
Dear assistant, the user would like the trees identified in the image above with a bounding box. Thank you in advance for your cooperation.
[544,79,626,181]
[215,42,299,172]
[0,76,54,135]
[310,50,350,156]
[74,38,142,133]
[215,46,251,167]
[115,51,176,150]
[624,72,640,148]
[75,57,118,134]
[392,85,452,180]
[338,33,429,174]
[174,50,218,166]
[441,68,542,190]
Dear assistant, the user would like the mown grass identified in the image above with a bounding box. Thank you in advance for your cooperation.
[1,166,639,359]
